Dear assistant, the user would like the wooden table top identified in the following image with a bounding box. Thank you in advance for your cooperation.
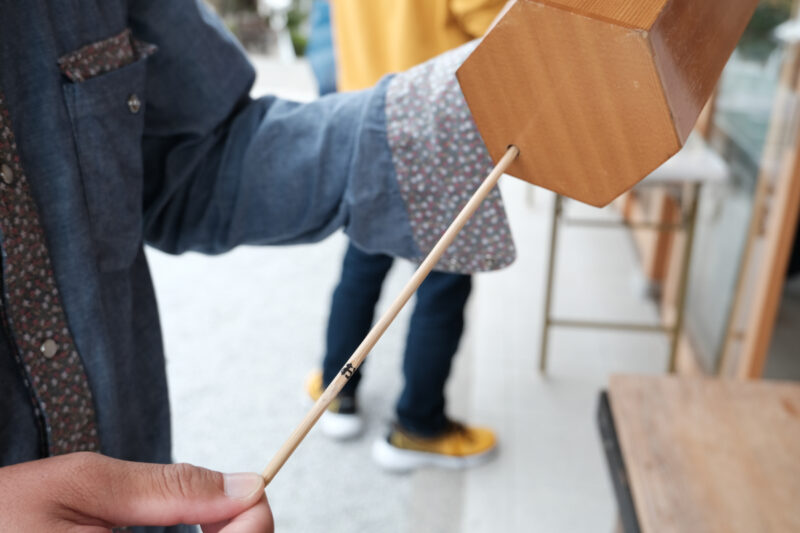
[608,375,800,533]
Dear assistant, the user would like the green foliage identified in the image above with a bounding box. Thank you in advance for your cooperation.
[738,1,793,61]
[287,2,309,56]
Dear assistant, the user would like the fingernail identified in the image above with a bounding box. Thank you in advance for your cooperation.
[223,473,264,500]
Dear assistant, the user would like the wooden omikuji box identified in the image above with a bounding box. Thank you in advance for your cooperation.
[457,0,759,207]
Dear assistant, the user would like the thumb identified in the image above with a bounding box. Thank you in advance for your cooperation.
[69,454,266,527]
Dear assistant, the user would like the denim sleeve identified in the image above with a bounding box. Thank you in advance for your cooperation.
[130,0,419,258]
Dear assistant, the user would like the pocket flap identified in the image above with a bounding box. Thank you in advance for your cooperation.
[58,28,157,83]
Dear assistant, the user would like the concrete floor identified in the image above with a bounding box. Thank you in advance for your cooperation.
[146,56,798,532]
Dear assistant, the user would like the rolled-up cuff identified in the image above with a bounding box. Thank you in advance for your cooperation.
[383,42,516,273]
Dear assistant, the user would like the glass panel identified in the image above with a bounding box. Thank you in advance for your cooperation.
[685,0,796,372]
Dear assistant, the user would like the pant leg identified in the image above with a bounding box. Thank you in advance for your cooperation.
[396,271,472,436]
[322,242,393,395]
[306,0,337,96]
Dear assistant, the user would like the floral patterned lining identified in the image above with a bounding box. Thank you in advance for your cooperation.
[385,42,516,274]
[0,93,100,455]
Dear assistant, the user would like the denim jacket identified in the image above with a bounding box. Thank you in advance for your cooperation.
[0,2,514,531]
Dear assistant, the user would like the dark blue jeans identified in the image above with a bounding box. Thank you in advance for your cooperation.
[323,242,472,436]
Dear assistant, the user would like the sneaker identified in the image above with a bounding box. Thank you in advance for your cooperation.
[305,370,363,439]
[372,420,497,471]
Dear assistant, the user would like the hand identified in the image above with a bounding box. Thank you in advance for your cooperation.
[0,452,272,532]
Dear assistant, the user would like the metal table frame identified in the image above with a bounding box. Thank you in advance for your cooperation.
[539,184,702,373]
[597,391,641,533]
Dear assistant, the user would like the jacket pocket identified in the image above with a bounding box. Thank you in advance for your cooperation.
[62,52,148,271]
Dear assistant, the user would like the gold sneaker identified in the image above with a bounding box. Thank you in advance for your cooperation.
[372,420,497,471]
[305,370,362,439]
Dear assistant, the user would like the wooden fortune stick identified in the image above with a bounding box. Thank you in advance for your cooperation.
[262,0,758,484]
[262,146,519,484]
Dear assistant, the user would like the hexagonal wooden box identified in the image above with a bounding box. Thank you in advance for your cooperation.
[457,0,758,206]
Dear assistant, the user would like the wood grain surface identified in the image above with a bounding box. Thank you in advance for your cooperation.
[651,0,759,142]
[609,375,800,533]
[458,0,678,206]
[538,0,665,29]
[458,0,758,207]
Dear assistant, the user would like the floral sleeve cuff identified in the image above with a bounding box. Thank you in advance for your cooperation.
[385,41,516,273]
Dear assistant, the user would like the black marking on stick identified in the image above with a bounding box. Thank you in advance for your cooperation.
[340,363,355,379]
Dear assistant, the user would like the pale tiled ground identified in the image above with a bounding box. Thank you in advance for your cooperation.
[147,56,798,533]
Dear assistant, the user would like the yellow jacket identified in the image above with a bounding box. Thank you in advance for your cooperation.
[330,0,505,91]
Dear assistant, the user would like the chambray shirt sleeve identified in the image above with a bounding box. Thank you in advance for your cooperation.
[130,0,419,258]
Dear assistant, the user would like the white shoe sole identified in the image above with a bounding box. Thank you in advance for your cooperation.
[371,437,497,472]
[319,411,363,440]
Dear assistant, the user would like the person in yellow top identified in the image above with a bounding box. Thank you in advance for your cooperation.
[306,0,507,472]
[332,0,505,91]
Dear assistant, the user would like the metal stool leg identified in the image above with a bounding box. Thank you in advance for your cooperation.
[667,184,701,372]
[539,194,563,373]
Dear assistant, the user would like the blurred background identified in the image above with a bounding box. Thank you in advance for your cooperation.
[148,1,800,532]
[205,0,311,56]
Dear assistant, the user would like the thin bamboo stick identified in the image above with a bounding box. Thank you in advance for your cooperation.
[261,145,520,484]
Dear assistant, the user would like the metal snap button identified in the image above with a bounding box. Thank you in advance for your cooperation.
[1,163,14,185]
[127,94,142,114]
[40,339,58,359]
